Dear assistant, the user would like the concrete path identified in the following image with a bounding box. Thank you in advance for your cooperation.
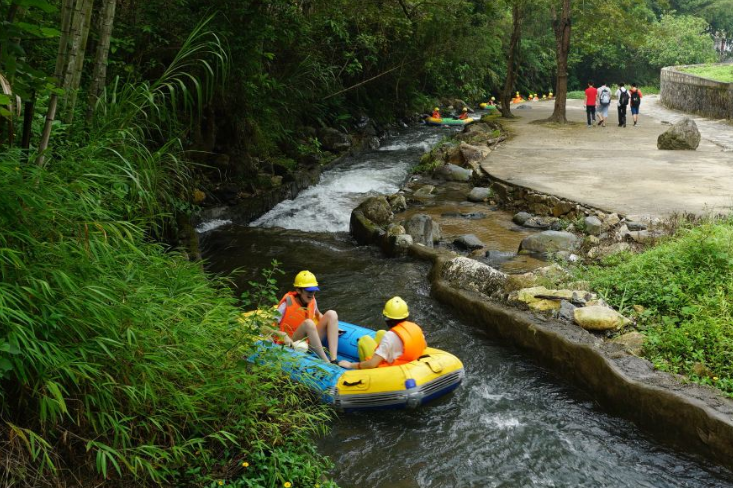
[480,97,733,217]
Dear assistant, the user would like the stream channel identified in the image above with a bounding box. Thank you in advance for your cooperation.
[198,125,733,487]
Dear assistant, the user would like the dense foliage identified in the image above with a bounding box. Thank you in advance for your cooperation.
[570,218,733,396]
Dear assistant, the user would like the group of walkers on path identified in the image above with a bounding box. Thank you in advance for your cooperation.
[584,81,642,128]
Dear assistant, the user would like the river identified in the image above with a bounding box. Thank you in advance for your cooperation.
[199,124,733,487]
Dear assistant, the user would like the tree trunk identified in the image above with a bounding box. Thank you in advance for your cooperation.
[21,94,35,161]
[500,2,523,118]
[86,0,117,123]
[64,0,95,124]
[546,0,571,123]
[36,0,75,167]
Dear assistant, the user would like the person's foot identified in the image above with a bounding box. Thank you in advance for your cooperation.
[587,124,592,128]
[633,121,637,126]
[597,120,602,126]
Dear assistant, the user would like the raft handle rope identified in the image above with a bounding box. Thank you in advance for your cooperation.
[342,379,364,387]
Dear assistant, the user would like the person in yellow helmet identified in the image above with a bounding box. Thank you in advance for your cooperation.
[457,107,469,120]
[273,270,340,363]
[339,297,427,370]
[431,107,441,119]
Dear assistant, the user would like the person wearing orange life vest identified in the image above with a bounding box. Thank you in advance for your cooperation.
[273,270,340,363]
[457,107,469,120]
[431,107,441,119]
[338,297,427,370]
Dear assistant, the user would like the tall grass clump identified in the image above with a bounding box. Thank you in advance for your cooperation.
[577,218,733,396]
[0,18,336,488]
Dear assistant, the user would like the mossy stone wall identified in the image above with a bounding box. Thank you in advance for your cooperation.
[660,65,733,120]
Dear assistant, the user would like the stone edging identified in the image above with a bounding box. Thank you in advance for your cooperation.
[660,65,733,120]
[352,210,733,469]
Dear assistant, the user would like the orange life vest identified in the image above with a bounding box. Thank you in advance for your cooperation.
[277,291,317,339]
[431,111,440,119]
[375,321,427,367]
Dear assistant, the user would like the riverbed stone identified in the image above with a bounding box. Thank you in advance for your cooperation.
[388,194,407,212]
[435,163,473,182]
[612,331,645,356]
[513,211,532,225]
[467,187,492,202]
[519,230,580,254]
[441,257,507,298]
[584,216,603,236]
[358,195,393,226]
[459,143,491,166]
[386,223,406,237]
[523,216,559,229]
[413,185,436,198]
[574,306,631,331]
[558,300,577,322]
[405,213,435,247]
[657,117,701,150]
[454,234,485,250]
[317,127,352,152]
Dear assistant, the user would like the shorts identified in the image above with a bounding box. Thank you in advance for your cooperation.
[598,104,609,117]
[630,106,640,115]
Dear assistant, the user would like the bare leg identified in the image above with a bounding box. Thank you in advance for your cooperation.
[292,319,330,362]
[317,310,339,361]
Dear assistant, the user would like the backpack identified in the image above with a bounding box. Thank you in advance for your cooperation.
[599,88,611,105]
[630,90,641,105]
[619,90,629,107]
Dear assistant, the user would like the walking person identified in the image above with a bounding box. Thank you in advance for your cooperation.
[584,81,598,128]
[596,82,612,127]
[615,83,629,127]
[629,83,643,126]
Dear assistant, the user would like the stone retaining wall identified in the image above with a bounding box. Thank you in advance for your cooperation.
[660,65,733,120]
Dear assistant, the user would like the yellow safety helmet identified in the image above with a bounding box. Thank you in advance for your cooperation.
[462,107,468,112]
[434,107,440,111]
[490,96,495,101]
[383,296,409,320]
[293,270,319,290]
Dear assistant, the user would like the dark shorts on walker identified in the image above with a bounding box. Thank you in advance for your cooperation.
[631,106,639,115]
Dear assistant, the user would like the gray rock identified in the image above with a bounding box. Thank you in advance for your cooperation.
[626,221,647,231]
[388,194,407,213]
[413,185,436,198]
[519,230,581,254]
[467,187,492,202]
[558,300,577,322]
[356,196,393,226]
[459,143,491,165]
[454,234,485,250]
[435,163,473,182]
[513,211,532,225]
[584,216,603,236]
[482,250,516,268]
[657,117,701,150]
[460,212,487,220]
[405,213,435,247]
[441,257,507,298]
[524,216,559,229]
[317,127,352,152]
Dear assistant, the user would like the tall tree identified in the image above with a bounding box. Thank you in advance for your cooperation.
[546,0,570,123]
[500,2,523,118]
[86,0,117,122]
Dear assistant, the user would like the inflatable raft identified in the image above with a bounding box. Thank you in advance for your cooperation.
[425,116,475,126]
[251,321,464,411]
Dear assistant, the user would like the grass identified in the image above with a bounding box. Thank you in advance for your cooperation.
[0,18,337,488]
[680,64,733,82]
[561,217,733,396]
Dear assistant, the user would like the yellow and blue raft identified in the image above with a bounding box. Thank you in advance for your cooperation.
[249,320,464,411]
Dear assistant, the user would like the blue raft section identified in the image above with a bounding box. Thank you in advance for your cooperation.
[251,321,465,411]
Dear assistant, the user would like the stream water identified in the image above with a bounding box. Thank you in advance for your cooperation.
[199,124,733,487]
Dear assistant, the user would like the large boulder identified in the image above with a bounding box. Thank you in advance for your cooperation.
[657,117,700,150]
[459,142,491,165]
[519,230,581,254]
[317,127,352,152]
[454,234,485,250]
[467,187,492,202]
[405,213,436,247]
[574,306,631,331]
[441,257,507,298]
[356,196,393,226]
[435,163,473,182]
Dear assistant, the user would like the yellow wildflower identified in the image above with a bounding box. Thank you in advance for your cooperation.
[713,376,719,381]
[284,482,292,488]
[242,461,249,467]
[218,481,224,486]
